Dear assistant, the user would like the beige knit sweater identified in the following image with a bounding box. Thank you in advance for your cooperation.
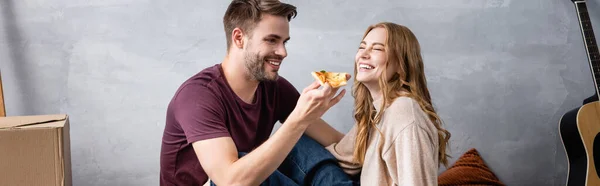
[325,97,440,186]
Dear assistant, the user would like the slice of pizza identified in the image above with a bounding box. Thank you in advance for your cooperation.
[311,70,349,88]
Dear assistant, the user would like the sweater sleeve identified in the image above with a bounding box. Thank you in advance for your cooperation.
[383,123,438,186]
[325,125,362,175]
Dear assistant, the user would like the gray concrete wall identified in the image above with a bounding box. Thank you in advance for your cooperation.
[2,0,599,185]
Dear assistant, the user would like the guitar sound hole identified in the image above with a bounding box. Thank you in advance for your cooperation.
[595,134,600,178]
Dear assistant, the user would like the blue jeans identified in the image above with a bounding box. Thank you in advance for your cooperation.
[211,135,359,186]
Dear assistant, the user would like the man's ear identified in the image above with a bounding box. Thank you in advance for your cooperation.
[232,28,245,49]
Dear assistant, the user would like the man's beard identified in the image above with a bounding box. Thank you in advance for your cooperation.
[244,51,280,82]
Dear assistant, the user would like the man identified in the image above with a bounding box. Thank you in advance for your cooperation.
[160,0,358,185]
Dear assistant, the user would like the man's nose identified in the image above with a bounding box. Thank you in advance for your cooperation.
[276,45,287,58]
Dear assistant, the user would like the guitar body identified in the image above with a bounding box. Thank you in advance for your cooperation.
[560,98,600,186]
[560,0,600,184]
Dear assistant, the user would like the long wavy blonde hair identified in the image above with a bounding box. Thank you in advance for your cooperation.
[352,22,451,167]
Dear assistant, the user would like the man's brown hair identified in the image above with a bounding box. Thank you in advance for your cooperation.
[223,0,297,51]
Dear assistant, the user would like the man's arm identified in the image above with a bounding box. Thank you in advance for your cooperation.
[304,118,344,147]
[193,81,346,185]
[303,74,351,147]
[193,116,308,186]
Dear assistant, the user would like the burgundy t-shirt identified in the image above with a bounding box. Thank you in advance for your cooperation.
[159,64,300,186]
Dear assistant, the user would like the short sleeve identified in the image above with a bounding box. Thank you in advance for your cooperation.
[173,84,230,143]
[276,77,300,123]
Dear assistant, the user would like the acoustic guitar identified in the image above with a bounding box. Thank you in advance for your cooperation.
[559,0,600,185]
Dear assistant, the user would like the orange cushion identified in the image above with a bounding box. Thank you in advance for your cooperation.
[438,148,505,186]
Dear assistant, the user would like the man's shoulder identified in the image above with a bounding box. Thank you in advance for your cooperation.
[184,64,223,87]
[172,64,224,100]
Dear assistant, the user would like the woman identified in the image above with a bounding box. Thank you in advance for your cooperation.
[325,22,451,185]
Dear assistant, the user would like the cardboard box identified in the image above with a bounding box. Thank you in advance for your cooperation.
[0,114,72,186]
